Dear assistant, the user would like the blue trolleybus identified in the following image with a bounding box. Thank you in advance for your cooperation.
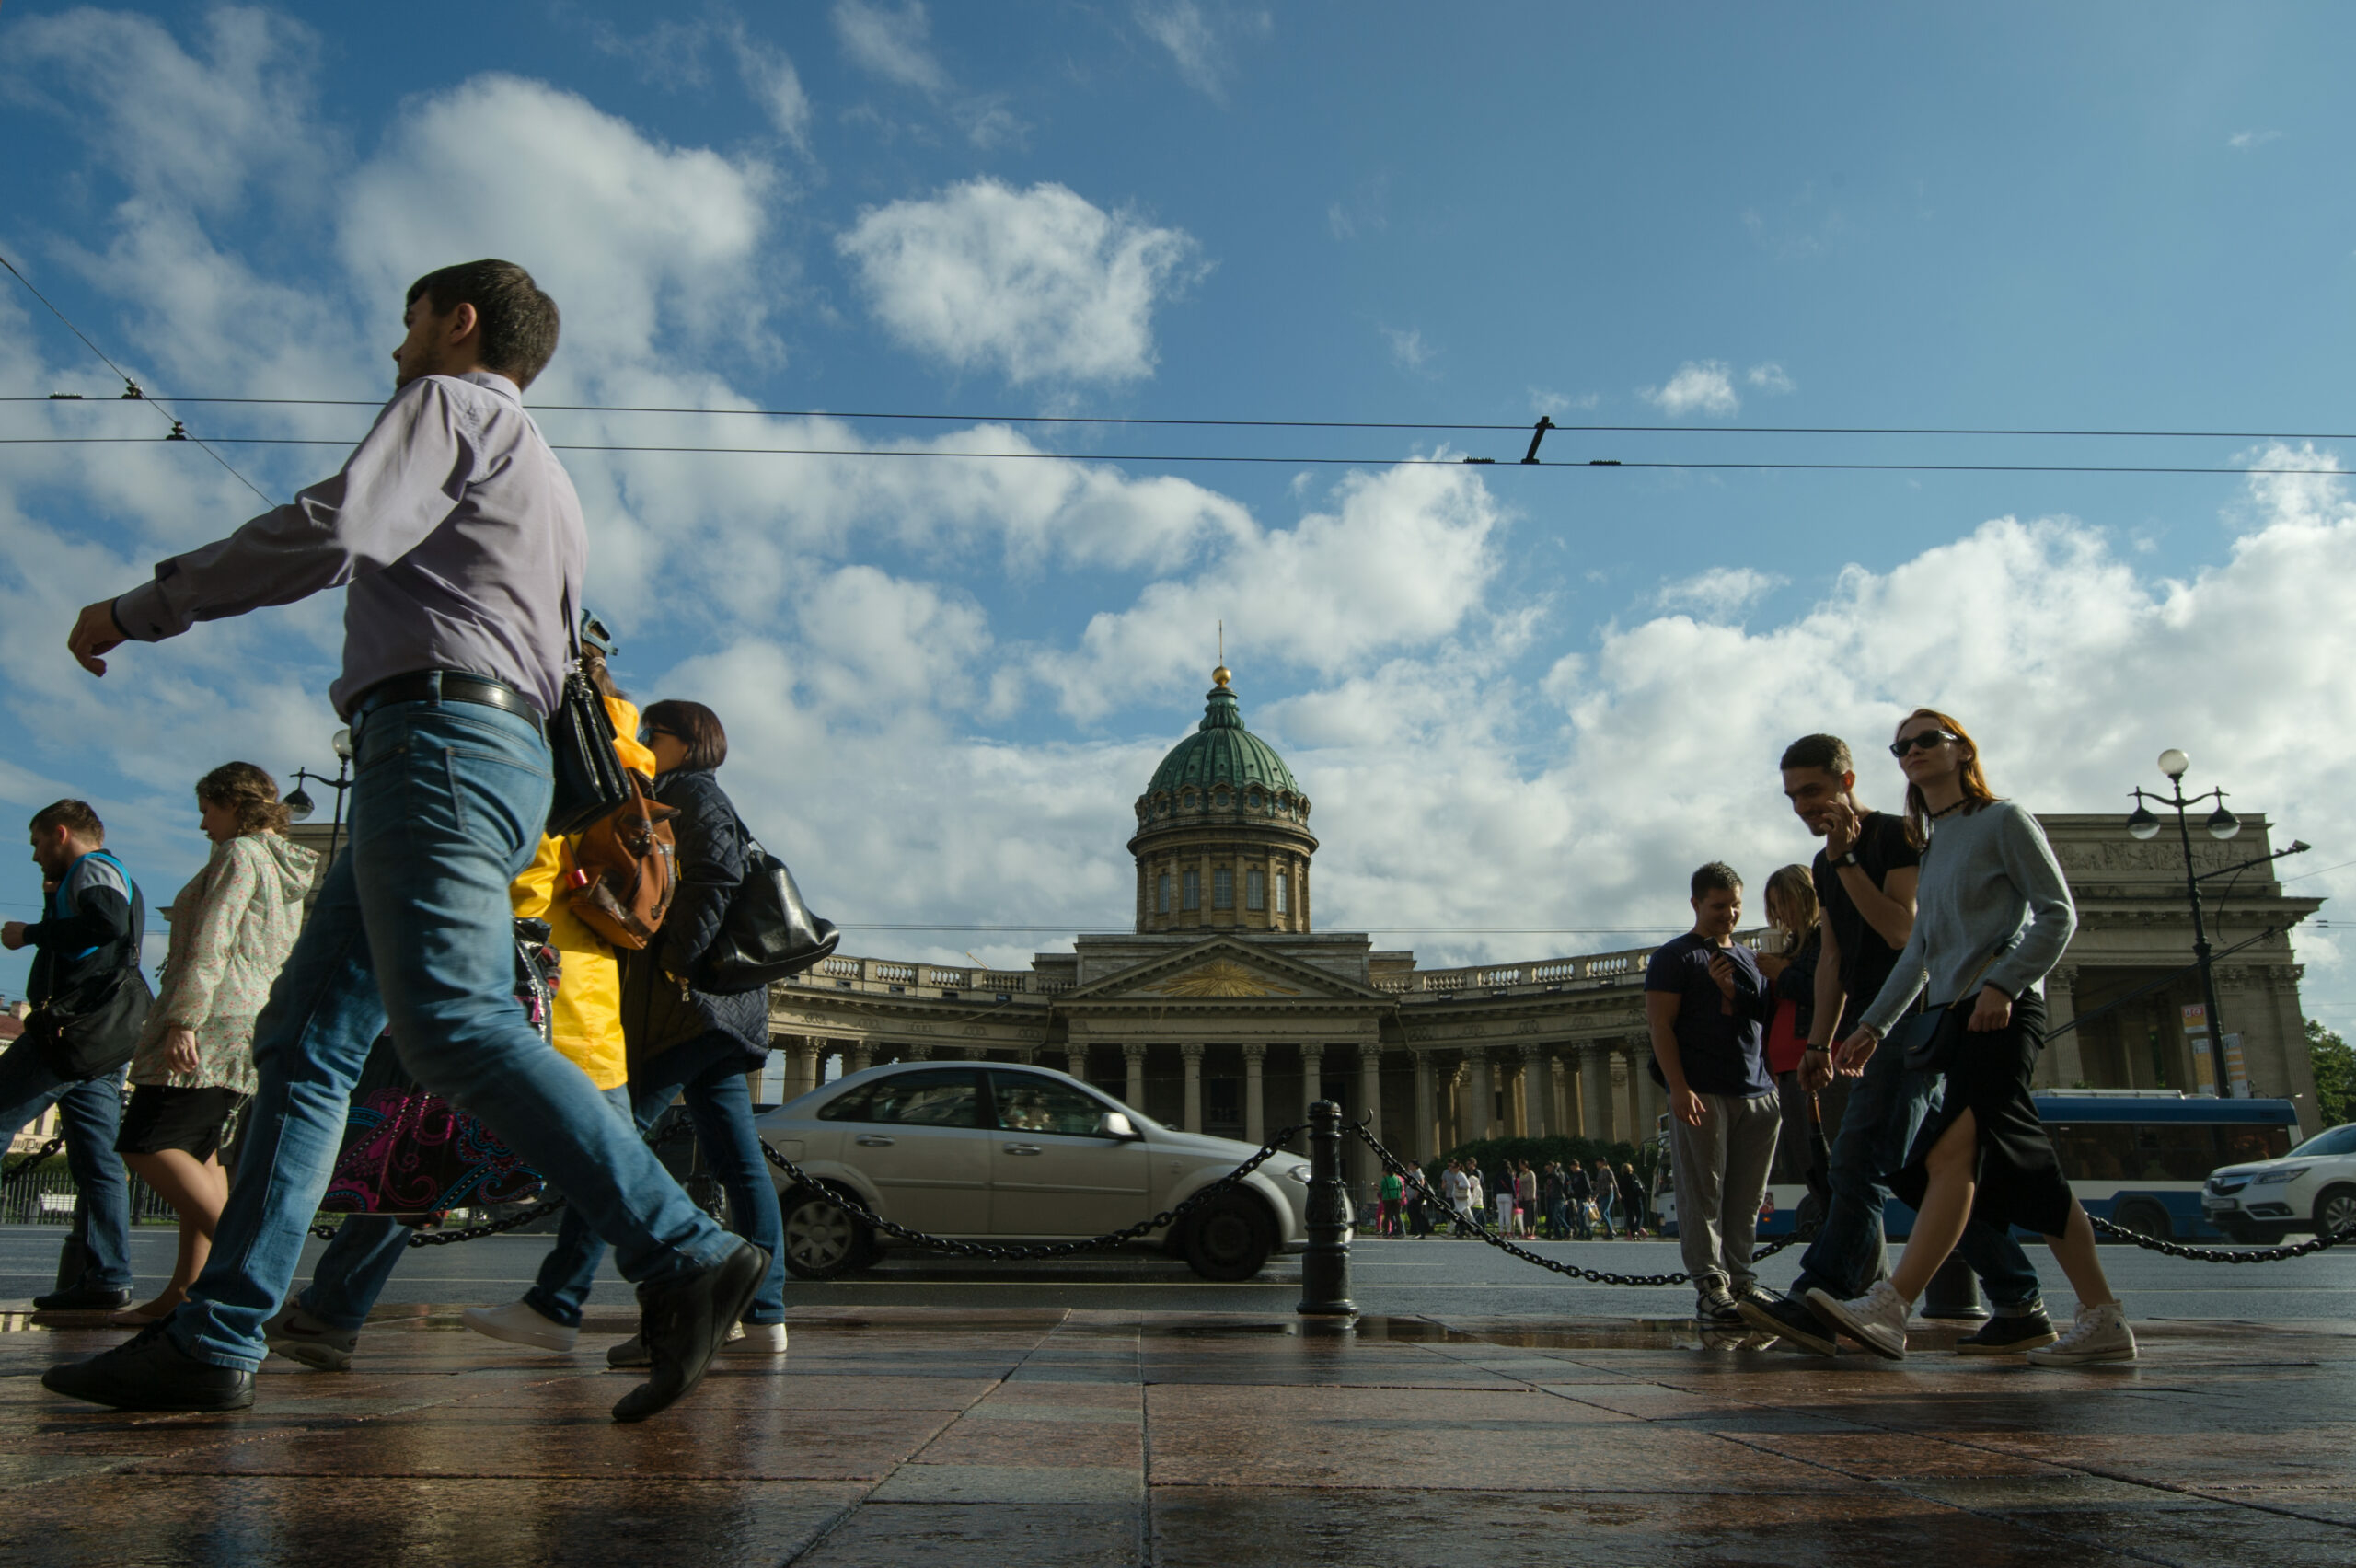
[1653,1090,2299,1242]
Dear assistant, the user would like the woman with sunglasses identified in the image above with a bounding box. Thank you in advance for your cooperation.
[1807,709,2133,1366]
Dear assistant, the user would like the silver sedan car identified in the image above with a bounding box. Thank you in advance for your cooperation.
[755,1060,1316,1281]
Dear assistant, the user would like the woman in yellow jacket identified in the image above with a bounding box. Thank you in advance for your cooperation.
[265,637,675,1370]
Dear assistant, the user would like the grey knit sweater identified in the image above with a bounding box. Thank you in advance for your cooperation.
[1859,801,2076,1036]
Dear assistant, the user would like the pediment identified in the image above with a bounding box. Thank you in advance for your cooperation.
[1061,938,1387,1006]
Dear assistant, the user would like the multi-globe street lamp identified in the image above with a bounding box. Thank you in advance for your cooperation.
[284,726,354,869]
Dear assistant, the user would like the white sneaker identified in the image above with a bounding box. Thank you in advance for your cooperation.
[1807,1279,1911,1361]
[461,1299,579,1354]
[721,1321,788,1355]
[2024,1303,2137,1366]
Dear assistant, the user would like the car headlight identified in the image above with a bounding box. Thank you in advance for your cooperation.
[1283,1163,1312,1184]
[2255,1167,2310,1184]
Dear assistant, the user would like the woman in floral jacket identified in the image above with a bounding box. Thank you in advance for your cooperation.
[117,763,316,1321]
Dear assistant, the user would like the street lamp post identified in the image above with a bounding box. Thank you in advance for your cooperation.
[285,727,356,869]
[2125,748,2239,1090]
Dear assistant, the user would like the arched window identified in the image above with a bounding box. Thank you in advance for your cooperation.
[1274,872,1289,915]
[1157,873,1172,915]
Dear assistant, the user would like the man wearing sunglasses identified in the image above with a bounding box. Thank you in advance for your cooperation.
[1738,733,2053,1356]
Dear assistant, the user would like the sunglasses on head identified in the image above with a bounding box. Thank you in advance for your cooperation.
[1889,729,1958,758]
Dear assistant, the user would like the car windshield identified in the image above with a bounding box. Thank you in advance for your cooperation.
[990,1072,1114,1136]
[2288,1124,2356,1159]
[818,1068,983,1128]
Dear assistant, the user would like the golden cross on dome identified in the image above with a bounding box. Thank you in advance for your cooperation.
[1213,619,1230,687]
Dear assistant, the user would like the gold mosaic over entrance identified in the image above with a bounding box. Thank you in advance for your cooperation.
[1147,961,1302,998]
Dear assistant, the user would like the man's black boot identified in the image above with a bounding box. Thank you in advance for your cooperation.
[611,1239,767,1424]
[41,1321,255,1411]
[1735,1291,1841,1356]
[32,1285,133,1312]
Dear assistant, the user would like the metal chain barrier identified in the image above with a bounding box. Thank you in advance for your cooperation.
[2087,1211,2356,1263]
[758,1126,1304,1262]
[2,1136,66,1189]
[1346,1120,1796,1288]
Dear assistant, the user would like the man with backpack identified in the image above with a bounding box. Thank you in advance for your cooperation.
[1,801,145,1310]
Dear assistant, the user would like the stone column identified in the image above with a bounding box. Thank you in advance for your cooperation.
[901,1043,932,1064]
[1558,1052,1580,1138]
[1581,1043,1614,1142]
[1634,1043,1664,1136]
[1358,1042,1385,1160]
[1412,1049,1438,1163]
[1300,1043,1324,1115]
[1124,1043,1148,1111]
[1524,1044,1553,1140]
[1465,1049,1494,1142]
[1065,1044,1090,1081]
[849,1043,872,1074]
[1618,1042,1645,1143]
[1242,1043,1267,1144]
[2042,964,2083,1090]
[1499,1053,1524,1136]
[1182,1043,1205,1132]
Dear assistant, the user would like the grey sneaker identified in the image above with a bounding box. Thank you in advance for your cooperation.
[1807,1279,1910,1361]
[1694,1286,1744,1325]
[265,1304,359,1372]
[2024,1303,2136,1366]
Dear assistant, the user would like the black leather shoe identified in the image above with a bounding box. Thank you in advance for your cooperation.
[41,1321,255,1412]
[31,1286,133,1312]
[1735,1291,1841,1356]
[611,1240,767,1424]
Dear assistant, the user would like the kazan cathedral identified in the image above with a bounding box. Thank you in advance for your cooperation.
[756,667,2323,1180]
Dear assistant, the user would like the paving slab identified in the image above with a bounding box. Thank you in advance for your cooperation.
[2,1306,2351,1566]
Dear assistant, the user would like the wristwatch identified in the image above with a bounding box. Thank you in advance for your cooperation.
[1835,849,1860,869]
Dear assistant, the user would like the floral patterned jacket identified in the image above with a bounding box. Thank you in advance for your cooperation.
[131,832,318,1092]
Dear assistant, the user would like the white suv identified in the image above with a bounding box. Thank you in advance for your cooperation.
[754,1061,1318,1282]
[2202,1122,2356,1244]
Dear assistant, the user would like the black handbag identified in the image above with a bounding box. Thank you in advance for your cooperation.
[1891,954,1998,1074]
[29,958,153,1081]
[697,816,839,995]
[545,594,632,837]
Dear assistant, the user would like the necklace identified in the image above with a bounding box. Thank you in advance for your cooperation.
[1930,798,1969,820]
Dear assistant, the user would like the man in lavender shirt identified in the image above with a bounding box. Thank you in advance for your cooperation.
[43,259,761,1423]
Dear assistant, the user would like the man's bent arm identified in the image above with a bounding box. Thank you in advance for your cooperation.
[1842,863,1917,952]
[1645,992,1688,1092]
[113,379,478,642]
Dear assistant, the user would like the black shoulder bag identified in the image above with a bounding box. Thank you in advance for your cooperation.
[696,810,840,995]
[27,856,154,1080]
[1887,952,1999,1075]
[545,591,632,837]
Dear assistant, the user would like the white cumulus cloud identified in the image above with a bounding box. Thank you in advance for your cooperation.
[1657,567,1786,618]
[837,179,1201,386]
[1645,360,1740,418]
[1746,362,1796,394]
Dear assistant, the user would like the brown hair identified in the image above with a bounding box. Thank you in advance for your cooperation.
[196,762,290,836]
[28,800,104,844]
[1898,707,1999,847]
[1690,860,1742,899]
[1780,732,1854,778]
[405,259,561,388]
[640,698,728,772]
[581,645,625,701]
[1765,863,1819,941]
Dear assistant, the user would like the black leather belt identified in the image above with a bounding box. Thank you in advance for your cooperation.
[352,671,538,724]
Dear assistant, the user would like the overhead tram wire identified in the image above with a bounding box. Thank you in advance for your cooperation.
[0,433,2341,478]
[11,392,2356,444]
[0,250,277,508]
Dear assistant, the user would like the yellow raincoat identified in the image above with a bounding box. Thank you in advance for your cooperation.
[508,696,656,1090]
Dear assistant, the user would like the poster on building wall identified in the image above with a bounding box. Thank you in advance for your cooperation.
[2181,1003,2221,1096]
[2222,1032,2252,1098]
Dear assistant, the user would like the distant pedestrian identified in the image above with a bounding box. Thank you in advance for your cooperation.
[0,801,144,1311]
[1514,1161,1539,1239]
[1378,1168,1403,1237]
[1542,1161,1567,1239]
[117,766,315,1323]
[1565,1160,1594,1239]
[1589,1159,1618,1239]
[1646,861,1778,1323]
[1808,710,2133,1366]
[1616,1162,1649,1239]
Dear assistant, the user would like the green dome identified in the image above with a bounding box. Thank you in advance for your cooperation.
[1146,674,1301,800]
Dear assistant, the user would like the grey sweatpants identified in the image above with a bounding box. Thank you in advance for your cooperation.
[1669,1090,1781,1297]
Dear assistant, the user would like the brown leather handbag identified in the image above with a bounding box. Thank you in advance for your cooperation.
[564,770,678,951]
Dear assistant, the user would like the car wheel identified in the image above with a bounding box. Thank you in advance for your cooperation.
[2313,1184,2356,1239]
[2111,1199,2171,1240]
[1182,1193,1274,1281]
[780,1187,876,1280]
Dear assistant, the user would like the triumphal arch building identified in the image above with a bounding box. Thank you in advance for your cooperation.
[761,668,2327,1170]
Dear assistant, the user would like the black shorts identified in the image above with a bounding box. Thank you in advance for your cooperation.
[116,1085,242,1161]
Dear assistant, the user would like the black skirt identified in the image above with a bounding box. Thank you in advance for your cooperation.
[1891,989,2074,1239]
[116,1084,242,1162]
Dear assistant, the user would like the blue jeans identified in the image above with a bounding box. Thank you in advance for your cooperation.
[1790,1032,2044,1315]
[167,693,735,1372]
[526,1031,787,1328]
[0,1041,132,1292]
[294,1085,639,1332]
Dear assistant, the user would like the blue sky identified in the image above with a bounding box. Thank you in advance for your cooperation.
[4,3,2353,1043]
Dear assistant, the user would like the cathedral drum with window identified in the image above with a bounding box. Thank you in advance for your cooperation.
[1129,664,1315,933]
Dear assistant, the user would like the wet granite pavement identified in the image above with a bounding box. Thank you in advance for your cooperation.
[2,1306,2351,1567]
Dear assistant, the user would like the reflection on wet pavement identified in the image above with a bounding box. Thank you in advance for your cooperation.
[3,1306,2352,1565]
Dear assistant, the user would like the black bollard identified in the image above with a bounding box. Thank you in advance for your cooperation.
[1295,1100,1357,1318]
[1919,1251,1990,1320]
